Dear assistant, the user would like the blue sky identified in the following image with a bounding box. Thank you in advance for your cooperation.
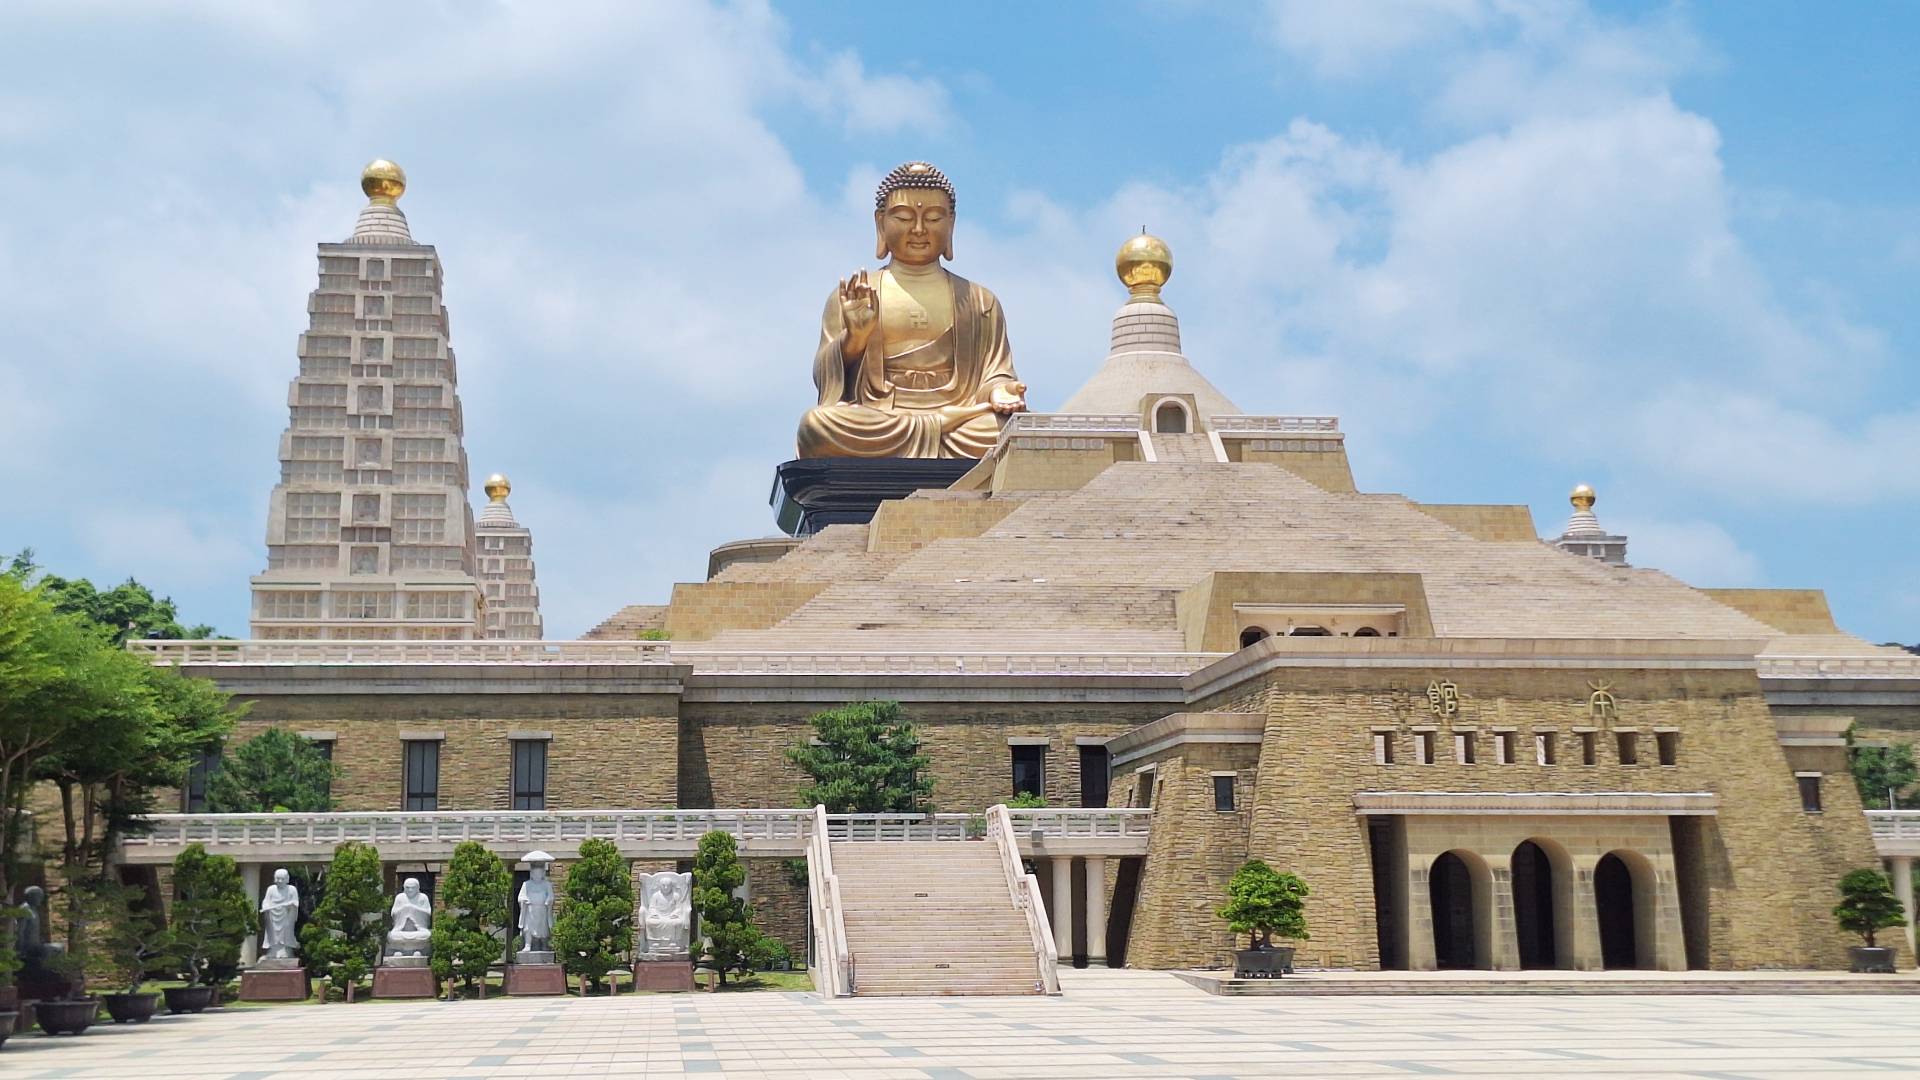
[1,1,1915,643]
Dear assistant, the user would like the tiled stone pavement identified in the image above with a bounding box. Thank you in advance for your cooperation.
[6,970,1920,1079]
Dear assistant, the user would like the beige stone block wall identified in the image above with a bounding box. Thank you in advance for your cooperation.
[1111,741,1258,969]
[1701,589,1840,633]
[1176,571,1435,652]
[745,857,809,957]
[991,446,1130,495]
[1409,503,1539,542]
[663,581,827,642]
[867,498,1018,552]
[1232,448,1356,492]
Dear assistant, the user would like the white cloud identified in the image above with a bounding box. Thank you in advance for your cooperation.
[1609,517,1763,587]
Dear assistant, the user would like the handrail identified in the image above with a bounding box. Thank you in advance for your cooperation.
[987,804,1060,995]
[129,638,671,665]
[808,804,853,997]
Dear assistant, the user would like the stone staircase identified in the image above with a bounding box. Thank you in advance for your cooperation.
[831,840,1047,996]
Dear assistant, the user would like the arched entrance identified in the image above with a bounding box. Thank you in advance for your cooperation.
[1594,851,1652,969]
[1428,850,1489,970]
[1153,401,1189,434]
[1511,841,1557,969]
[1238,627,1270,649]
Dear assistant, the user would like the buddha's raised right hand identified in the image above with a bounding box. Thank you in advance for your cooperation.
[839,269,878,356]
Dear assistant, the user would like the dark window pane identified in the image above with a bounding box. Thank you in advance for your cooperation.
[1078,745,1110,808]
[512,739,547,811]
[404,740,439,811]
[1798,774,1822,813]
[1011,745,1044,799]
[1212,774,1235,812]
[184,749,220,812]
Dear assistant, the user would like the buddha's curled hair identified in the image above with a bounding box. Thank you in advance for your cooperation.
[874,161,955,212]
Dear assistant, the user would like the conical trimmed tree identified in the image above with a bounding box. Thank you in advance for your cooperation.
[430,841,511,998]
[551,838,634,994]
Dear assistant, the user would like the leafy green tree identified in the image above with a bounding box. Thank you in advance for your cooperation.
[0,575,69,906]
[1217,860,1310,950]
[692,830,764,985]
[99,879,169,995]
[1848,730,1919,810]
[165,844,253,988]
[431,841,512,998]
[786,700,933,813]
[1833,868,1907,948]
[302,841,385,1001]
[206,727,335,813]
[551,839,634,994]
[38,567,217,645]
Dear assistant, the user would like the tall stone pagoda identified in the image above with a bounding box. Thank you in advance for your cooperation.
[248,160,484,640]
[474,472,544,639]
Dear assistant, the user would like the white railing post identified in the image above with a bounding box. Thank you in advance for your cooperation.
[806,804,852,996]
[988,804,1059,995]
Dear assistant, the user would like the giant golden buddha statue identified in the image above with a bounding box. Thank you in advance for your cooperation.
[797,162,1026,458]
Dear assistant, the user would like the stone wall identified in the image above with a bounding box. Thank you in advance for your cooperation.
[1408,503,1538,542]
[662,582,826,642]
[867,496,1018,552]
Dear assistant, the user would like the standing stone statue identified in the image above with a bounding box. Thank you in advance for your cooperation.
[15,885,71,998]
[516,851,555,958]
[639,871,693,959]
[258,868,301,962]
[385,877,433,961]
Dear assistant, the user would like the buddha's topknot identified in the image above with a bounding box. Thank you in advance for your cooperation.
[874,161,955,212]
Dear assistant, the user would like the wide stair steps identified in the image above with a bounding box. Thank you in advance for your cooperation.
[831,840,1045,996]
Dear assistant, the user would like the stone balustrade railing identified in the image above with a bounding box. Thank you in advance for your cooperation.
[1758,655,1920,679]
[1003,412,1143,434]
[1866,810,1920,855]
[1211,415,1341,434]
[129,639,671,665]
[672,651,1221,676]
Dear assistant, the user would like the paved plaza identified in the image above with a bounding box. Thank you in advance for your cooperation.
[7,971,1920,1079]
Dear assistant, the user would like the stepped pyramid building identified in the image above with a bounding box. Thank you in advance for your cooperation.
[474,473,544,639]
[248,161,484,640]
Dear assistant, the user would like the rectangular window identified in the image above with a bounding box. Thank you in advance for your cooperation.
[1416,731,1436,765]
[1616,731,1639,766]
[1579,731,1598,766]
[1212,773,1236,812]
[393,437,446,462]
[1495,731,1515,765]
[393,336,439,359]
[362,295,387,317]
[394,384,444,407]
[395,295,435,315]
[289,405,349,429]
[1011,744,1044,799]
[403,741,439,811]
[1535,732,1557,766]
[1454,731,1476,765]
[1135,771,1154,808]
[312,739,335,798]
[257,591,322,619]
[1797,773,1823,813]
[306,334,352,356]
[1373,731,1395,765]
[183,748,220,812]
[405,592,467,620]
[365,258,386,279]
[336,590,393,619]
[297,382,347,406]
[1078,744,1110,808]
[511,739,548,811]
[267,545,337,570]
[1656,731,1678,767]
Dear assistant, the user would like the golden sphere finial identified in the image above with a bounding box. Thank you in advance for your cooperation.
[484,473,511,502]
[1116,231,1173,300]
[1570,483,1596,511]
[361,159,407,206]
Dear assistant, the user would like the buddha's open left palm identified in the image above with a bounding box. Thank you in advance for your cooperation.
[839,269,878,355]
[989,380,1027,414]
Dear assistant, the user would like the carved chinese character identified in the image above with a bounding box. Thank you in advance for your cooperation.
[1426,680,1459,718]
[1587,680,1618,721]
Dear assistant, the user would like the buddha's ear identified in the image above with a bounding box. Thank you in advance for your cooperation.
[874,211,887,260]
[944,220,954,261]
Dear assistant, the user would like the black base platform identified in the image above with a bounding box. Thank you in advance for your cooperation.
[770,457,978,536]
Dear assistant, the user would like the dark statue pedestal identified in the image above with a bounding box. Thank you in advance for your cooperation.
[771,457,978,536]
[239,966,309,1001]
[372,965,438,999]
[632,958,695,993]
[505,964,567,996]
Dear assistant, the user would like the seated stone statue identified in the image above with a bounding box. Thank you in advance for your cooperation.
[385,877,433,958]
[796,161,1026,459]
[640,871,692,959]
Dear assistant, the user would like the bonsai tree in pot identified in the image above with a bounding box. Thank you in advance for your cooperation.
[692,830,767,986]
[162,844,253,1013]
[1833,868,1906,973]
[431,841,512,1000]
[1218,860,1309,979]
[302,841,384,1002]
[99,880,169,1024]
[551,838,634,996]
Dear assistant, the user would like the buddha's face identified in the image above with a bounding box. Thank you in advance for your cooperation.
[876,187,952,265]
[274,869,289,886]
[403,878,419,897]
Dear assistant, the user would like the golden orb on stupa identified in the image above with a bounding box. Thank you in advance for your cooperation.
[1570,483,1596,510]
[361,159,407,205]
[484,473,511,501]
[1116,232,1173,300]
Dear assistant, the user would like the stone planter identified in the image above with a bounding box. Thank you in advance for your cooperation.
[102,992,160,1024]
[163,984,219,1014]
[34,997,99,1036]
[1232,946,1295,979]
[0,1010,16,1048]
[1848,946,1896,973]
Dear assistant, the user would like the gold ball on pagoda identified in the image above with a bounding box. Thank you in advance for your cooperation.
[361,159,407,205]
[1570,483,1596,510]
[484,473,511,501]
[1116,232,1173,299]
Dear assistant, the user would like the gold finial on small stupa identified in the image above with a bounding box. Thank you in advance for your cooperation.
[361,159,407,205]
[484,473,511,502]
[1116,231,1173,301]
[1570,483,1596,511]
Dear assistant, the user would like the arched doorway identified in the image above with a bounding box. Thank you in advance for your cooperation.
[1511,841,1557,969]
[1153,401,1188,434]
[1428,851,1487,970]
[1595,852,1641,969]
[1238,627,1269,649]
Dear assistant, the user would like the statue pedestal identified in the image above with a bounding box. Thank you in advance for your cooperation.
[505,963,566,997]
[771,458,978,536]
[633,958,695,993]
[240,963,309,1002]
[372,958,437,999]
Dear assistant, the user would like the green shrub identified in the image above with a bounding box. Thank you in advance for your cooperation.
[431,841,511,997]
[693,830,765,985]
[205,727,336,813]
[1834,868,1906,948]
[786,701,932,813]
[551,839,634,993]
[1217,859,1310,950]
[165,844,253,988]
[301,841,384,1001]
[1007,792,1047,809]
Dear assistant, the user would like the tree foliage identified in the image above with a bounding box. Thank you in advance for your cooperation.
[786,700,933,813]
[165,844,253,987]
[99,879,169,995]
[1217,859,1310,949]
[1848,730,1919,810]
[551,838,634,993]
[301,841,385,1000]
[18,550,217,645]
[1833,868,1907,948]
[692,830,765,985]
[206,727,336,813]
[431,841,512,997]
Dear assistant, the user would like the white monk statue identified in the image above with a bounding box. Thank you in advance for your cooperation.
[385,877,433,958]
[640,871,693,959]
[259,868,301,961]
[517,852,555,955]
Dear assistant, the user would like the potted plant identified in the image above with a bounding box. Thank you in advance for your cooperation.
[1833,868,1906,973]
[33,947,98,1036]
[162,844,253,1013]
[1218,860,1309,979]
[964,814,987,840]
[100,882,167,1023]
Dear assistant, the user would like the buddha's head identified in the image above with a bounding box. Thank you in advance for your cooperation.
[403,877,420,897]
[273,868,290,886]
[874,161,955,265]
